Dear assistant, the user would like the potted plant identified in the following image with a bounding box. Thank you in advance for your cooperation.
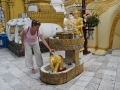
[83,12,100,39]
[83,12,100,28]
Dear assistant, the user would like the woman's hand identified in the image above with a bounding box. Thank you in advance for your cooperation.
[22,44,24,50]
[49,49,55,53]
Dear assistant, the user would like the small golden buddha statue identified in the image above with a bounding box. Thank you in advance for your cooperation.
[71,7,84,36]
[50,55,64,73]
[67,8,83,36]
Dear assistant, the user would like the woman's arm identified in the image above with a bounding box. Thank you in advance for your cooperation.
[39,34,51,51]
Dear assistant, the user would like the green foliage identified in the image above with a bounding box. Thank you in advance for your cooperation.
[86,14,100,27]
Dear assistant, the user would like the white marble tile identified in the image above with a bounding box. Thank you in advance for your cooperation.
[91,62,102,66]
[103,74,116,81]
[0,77,5,84]
[80,53,93,64]
[69,85,85,90]
[40,85,54,90]
[13,72,28,78]
[78,76,93,82]
[0,63,3,67]
[99,79,115,87]
[7,79,21,86]
[98,85,114,90]
[90,77,102,84]
[96,69,105,74]
[1,61,16,69]
[55,77,77,90]
[85,82,99,90]
[107,62,118,68]
[99,63,108,69]
[0,82,13,90]
[114,81,120,90]
[82,71,95,77]
[104,70,116,76]
[83,57,96,68]
[29,82,44,90]
[74,80,89,87]
[112,50,120,56]
[29,72,40,79]
[21,67,31,72]
[19,76,40,87]
[0,66,9,75]
[115,75,120,82]
[0,72,17,82]
[86,67,99,72]
[94,73,104,79]
[7,79,28,90]
[109,56,119,63]
[8,67,23,75]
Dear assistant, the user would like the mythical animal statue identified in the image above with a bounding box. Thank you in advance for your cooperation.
[14,18,63,43]
[6,18,21,41]
[50,55,64,73]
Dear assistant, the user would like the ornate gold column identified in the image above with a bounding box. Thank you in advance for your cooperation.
[23,0,28,13]
[7,0,14,19]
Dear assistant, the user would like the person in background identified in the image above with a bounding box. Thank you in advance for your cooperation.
[21,20,54,74]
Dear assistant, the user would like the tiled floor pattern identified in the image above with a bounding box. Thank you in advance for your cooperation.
[0,48,120,90]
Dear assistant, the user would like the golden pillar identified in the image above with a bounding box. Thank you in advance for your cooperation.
[8,0,14,19]
[23,0,28,13]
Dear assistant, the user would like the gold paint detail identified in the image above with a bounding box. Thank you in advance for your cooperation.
[0,22,5,34]
[86,0,94,6]
[64,0,82,7]
[87,0,120,16]
[109,9,120,49]
[28,12,64,28]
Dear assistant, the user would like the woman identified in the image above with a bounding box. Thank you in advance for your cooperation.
[21,20,54,74]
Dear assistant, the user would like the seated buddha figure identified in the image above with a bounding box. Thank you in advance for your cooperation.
[67,7,84,37]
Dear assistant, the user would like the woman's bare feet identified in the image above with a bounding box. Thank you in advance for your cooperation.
[32,69,36,74]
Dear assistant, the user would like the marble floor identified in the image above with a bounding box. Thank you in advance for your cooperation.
[0,48,120,90]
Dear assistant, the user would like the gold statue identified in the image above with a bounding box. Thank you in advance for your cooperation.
[71,7,84,36]
[0,22,4,34]
[66,7,84,37]
[50,55,64,73]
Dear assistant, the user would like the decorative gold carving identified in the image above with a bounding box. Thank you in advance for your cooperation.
[49,38,84,50]
[0,22,4,33]
[38,4,56,12]
[27,0,51,3]
[64,0,82,7]
[86,0,94,6]
[28,12,64,28]
[108,9,120,49]
[7,0,14,19]
[87,0,120,16]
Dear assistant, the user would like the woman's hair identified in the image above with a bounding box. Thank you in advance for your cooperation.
[31,20,41,27]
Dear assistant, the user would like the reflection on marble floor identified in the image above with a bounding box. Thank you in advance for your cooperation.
[0,48,120,90]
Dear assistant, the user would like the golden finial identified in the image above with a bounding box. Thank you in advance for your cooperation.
[73,7,80,15]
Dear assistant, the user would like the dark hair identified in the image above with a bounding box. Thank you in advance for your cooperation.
[31,20,41,27]
[70,13,73,16]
